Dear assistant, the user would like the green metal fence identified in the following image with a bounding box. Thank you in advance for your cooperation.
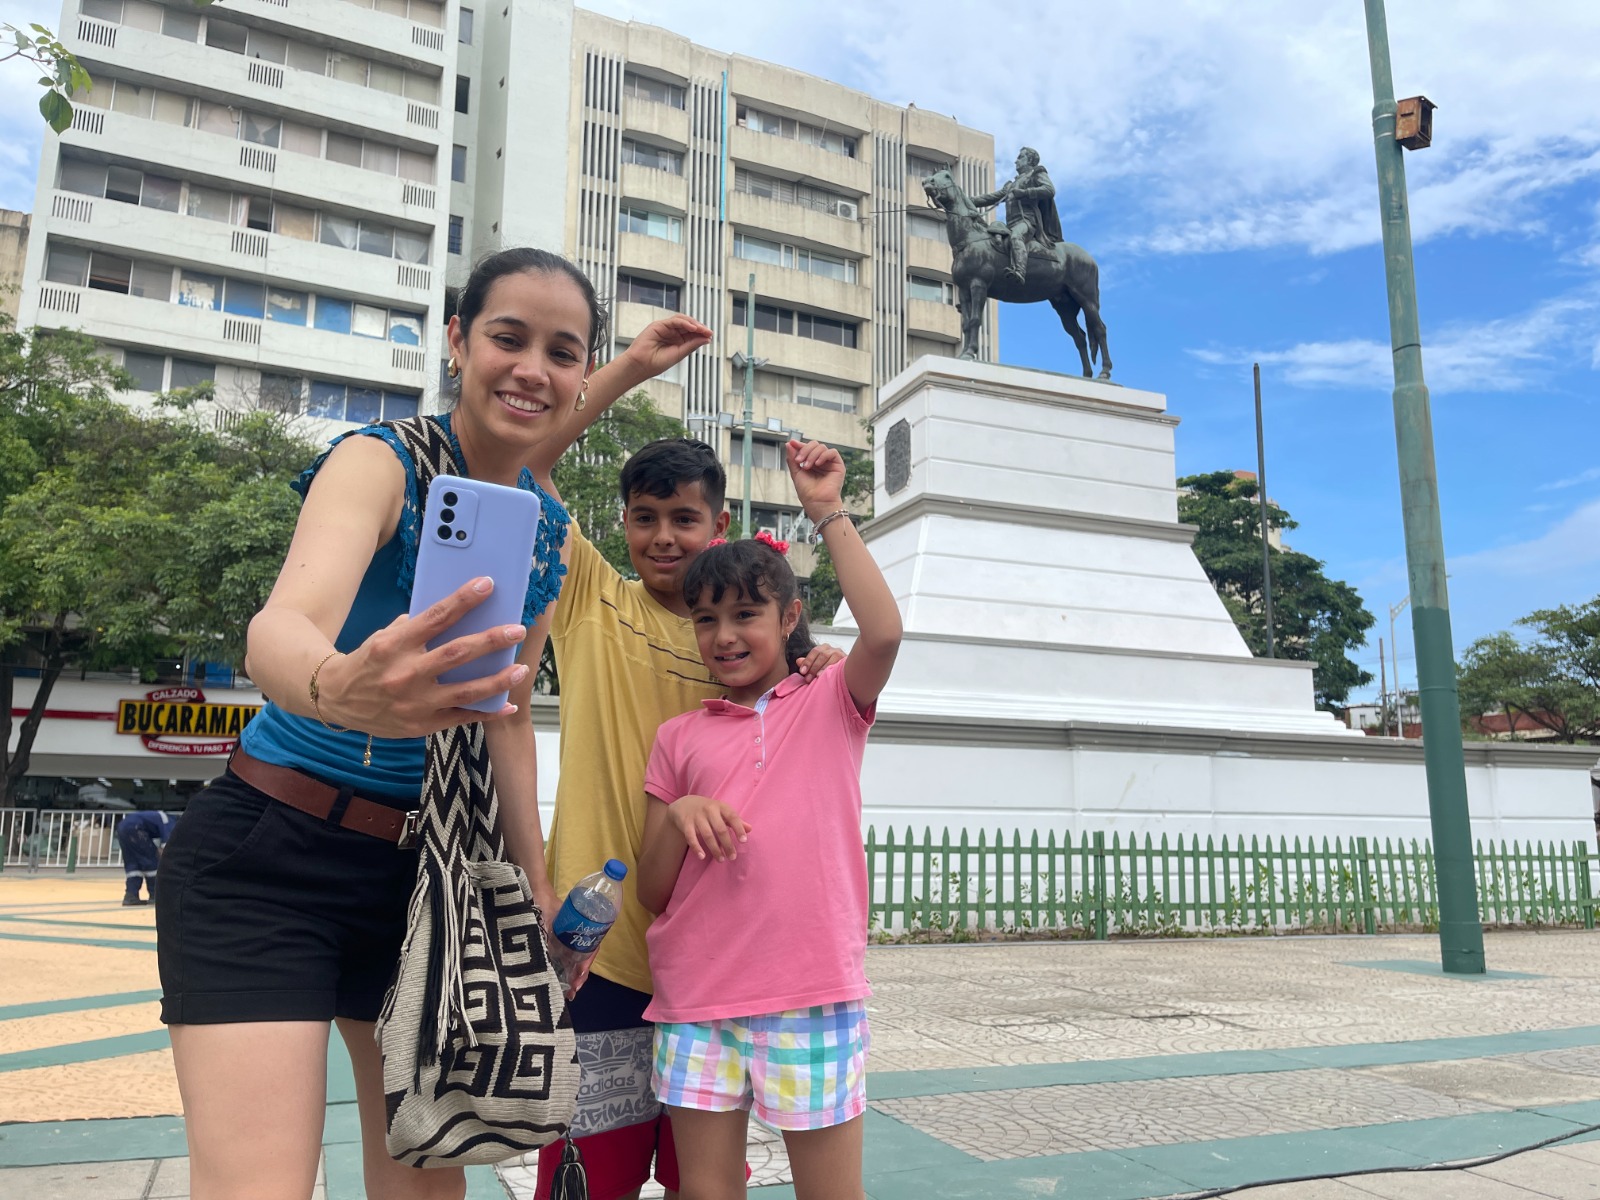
[865,827,1599,939]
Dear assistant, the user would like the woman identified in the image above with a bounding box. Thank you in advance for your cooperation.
[155,247,711,1200]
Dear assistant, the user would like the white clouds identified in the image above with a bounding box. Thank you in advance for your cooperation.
[590,0,1600,259]
[1541,467,1600,492]
[1452,498,1600,579]
[1186,292,1600,393]
[0,1,58,212]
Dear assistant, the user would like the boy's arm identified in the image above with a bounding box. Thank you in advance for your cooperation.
[788,440,902,709]
[527,316,712,488]
[637,795,689,916]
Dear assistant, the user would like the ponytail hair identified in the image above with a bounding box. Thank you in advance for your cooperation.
[683,538,816,674]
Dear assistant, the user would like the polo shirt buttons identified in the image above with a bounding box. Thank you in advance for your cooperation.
[754,736,761,744]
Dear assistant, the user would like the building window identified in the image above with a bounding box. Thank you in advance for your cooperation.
[122,349,167,391]
[906,153,949,179]
[129,261,173,300]
[307,378,421,422]
[618,206,682,243]
[451,143,467,182]
[908,274,956,304]
[907,212,946,242]
[734,168,858,219]
[732,438,785,471]
[732,298,858,349]
[620,139,683,175]
[313,296,353,334]
[733,234,857,284]
[459,6,474,42]
[615,274,681,310]
[448,215,463,255]
[87,254,133,293]
[168,358,215,389]
[623,71,685,110]
[736,104,856,158]
[260,373,304,413]
[795,379,857,412]
[267,287,308,325]
[455,75,470,114]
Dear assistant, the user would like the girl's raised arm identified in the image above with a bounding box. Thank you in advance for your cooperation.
[787,440,902,711]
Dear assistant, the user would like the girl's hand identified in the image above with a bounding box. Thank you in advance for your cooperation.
[316,578,529,738]
[796,643,845,680]
[786,440,847,515]
[668,794,752,863]
[619,316,713,381]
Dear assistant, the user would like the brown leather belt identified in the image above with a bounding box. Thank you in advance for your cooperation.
[229,748,420,847]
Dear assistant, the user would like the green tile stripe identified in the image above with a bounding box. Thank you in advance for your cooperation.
[0,915,161,934]
[0,990,162,1022]
[868,1023,1600,1099]
[0,1031,171,1074]
[0,931,156,952]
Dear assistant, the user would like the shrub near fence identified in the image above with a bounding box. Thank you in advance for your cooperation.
[865,827,1600,941]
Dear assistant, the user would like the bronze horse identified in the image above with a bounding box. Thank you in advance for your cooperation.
[921,170,1112,380]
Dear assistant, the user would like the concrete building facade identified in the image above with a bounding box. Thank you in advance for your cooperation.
[0,209,29,324]
[18,0,996,545]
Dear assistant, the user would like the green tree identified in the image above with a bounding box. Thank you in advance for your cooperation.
[0,319,312,801]
[1457,598,1600,743]
[1177,470,1375,709]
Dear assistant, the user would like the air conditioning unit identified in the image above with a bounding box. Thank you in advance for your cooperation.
[835,199,859,220]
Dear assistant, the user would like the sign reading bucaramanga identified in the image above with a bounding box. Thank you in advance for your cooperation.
[116,686,261,756]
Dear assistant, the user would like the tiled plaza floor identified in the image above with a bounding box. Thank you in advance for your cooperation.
[5,873,1600,1198]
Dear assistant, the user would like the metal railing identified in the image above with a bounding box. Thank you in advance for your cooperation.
[866,826,1600,938]
[1,810,128,871]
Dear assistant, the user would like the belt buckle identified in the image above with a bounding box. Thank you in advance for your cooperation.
[397,810,422,849]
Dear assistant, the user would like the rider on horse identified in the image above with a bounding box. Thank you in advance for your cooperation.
[973,147,1063,286]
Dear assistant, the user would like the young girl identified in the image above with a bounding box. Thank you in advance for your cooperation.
[636,440,901,1200]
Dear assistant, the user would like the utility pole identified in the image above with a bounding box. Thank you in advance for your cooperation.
[1390,594,1410,736]
[1253,363,1274,658]
[730,272,763,536]
[1378,637,1388,737]
[1363,0,1483,973]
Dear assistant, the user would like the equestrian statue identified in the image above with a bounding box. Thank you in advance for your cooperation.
[922,148,1112,380]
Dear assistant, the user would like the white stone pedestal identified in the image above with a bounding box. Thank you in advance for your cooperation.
[839,357,1352,737]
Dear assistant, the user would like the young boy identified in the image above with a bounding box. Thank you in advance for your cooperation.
[529,326,837,1200]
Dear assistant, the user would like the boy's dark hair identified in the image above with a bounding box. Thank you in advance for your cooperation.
[618,438,726,515]
[457,247,609,357]
[683,540,816,674]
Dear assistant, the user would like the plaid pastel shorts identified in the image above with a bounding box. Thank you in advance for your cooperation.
[652,1001,870,1131]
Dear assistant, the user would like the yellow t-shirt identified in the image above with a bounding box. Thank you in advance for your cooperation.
[545,525,722,995]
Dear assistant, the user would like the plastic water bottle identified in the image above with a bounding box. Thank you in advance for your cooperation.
[550,859,627,985]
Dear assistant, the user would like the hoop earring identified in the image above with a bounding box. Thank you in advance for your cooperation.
[575,388,588,412]
[447,356,460,379]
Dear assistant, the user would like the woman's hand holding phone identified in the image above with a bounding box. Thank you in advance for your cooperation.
[312,577,529,739]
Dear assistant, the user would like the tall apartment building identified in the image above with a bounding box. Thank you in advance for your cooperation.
[19,0,995,549]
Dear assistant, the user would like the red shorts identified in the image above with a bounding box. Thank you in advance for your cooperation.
[534,1117,678,1200]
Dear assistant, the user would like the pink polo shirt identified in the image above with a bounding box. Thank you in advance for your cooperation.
[642,659,875,1024]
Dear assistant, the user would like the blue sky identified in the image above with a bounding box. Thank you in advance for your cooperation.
[4,0,1597,700]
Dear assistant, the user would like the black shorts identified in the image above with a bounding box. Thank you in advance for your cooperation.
[156,770,420,1025]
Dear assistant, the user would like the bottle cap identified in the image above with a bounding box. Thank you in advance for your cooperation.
[604,859,628,881]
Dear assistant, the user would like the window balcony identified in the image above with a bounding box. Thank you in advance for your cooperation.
[725,191,868,258]
[622,94,690,147]
[905,234,953,277]
[32,285,428,391]
[728,126,870,196]
[740,328,871,388]
[906,297,961,341]
[746,267,871,323]
[616,231,685,281]
[618,162,688,211]
[59,109,436,225]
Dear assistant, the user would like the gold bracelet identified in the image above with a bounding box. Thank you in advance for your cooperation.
[309,652,374,768]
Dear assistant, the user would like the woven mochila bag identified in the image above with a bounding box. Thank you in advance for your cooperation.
[374,416,579,1167]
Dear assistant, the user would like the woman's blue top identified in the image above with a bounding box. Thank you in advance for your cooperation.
[238,414,568,801]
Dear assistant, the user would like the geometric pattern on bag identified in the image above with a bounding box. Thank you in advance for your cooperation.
[374,416,579,1167]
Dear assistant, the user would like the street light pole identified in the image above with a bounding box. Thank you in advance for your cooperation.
[741,272,755,536]
[1362,0,1484,973]
[1389,594,1410,733]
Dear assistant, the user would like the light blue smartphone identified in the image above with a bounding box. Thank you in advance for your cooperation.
[408,474,542,714]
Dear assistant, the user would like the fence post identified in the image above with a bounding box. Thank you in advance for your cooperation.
[1578,842,1596,932]
[1357,837,1377,935]
[66,824,79,874]
[1093,831,1108,941]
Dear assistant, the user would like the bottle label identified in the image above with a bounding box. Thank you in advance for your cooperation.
[552,905,611,954]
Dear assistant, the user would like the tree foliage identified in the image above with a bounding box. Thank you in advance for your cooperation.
[0,318,312,801]
[1178,471,1375,709]
[1457,597,1600,743]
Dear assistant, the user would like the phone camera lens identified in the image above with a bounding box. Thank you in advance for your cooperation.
[436,523,452,540]
[442,491,459,506]
[440,508,455,524]
[454,530,468,541]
